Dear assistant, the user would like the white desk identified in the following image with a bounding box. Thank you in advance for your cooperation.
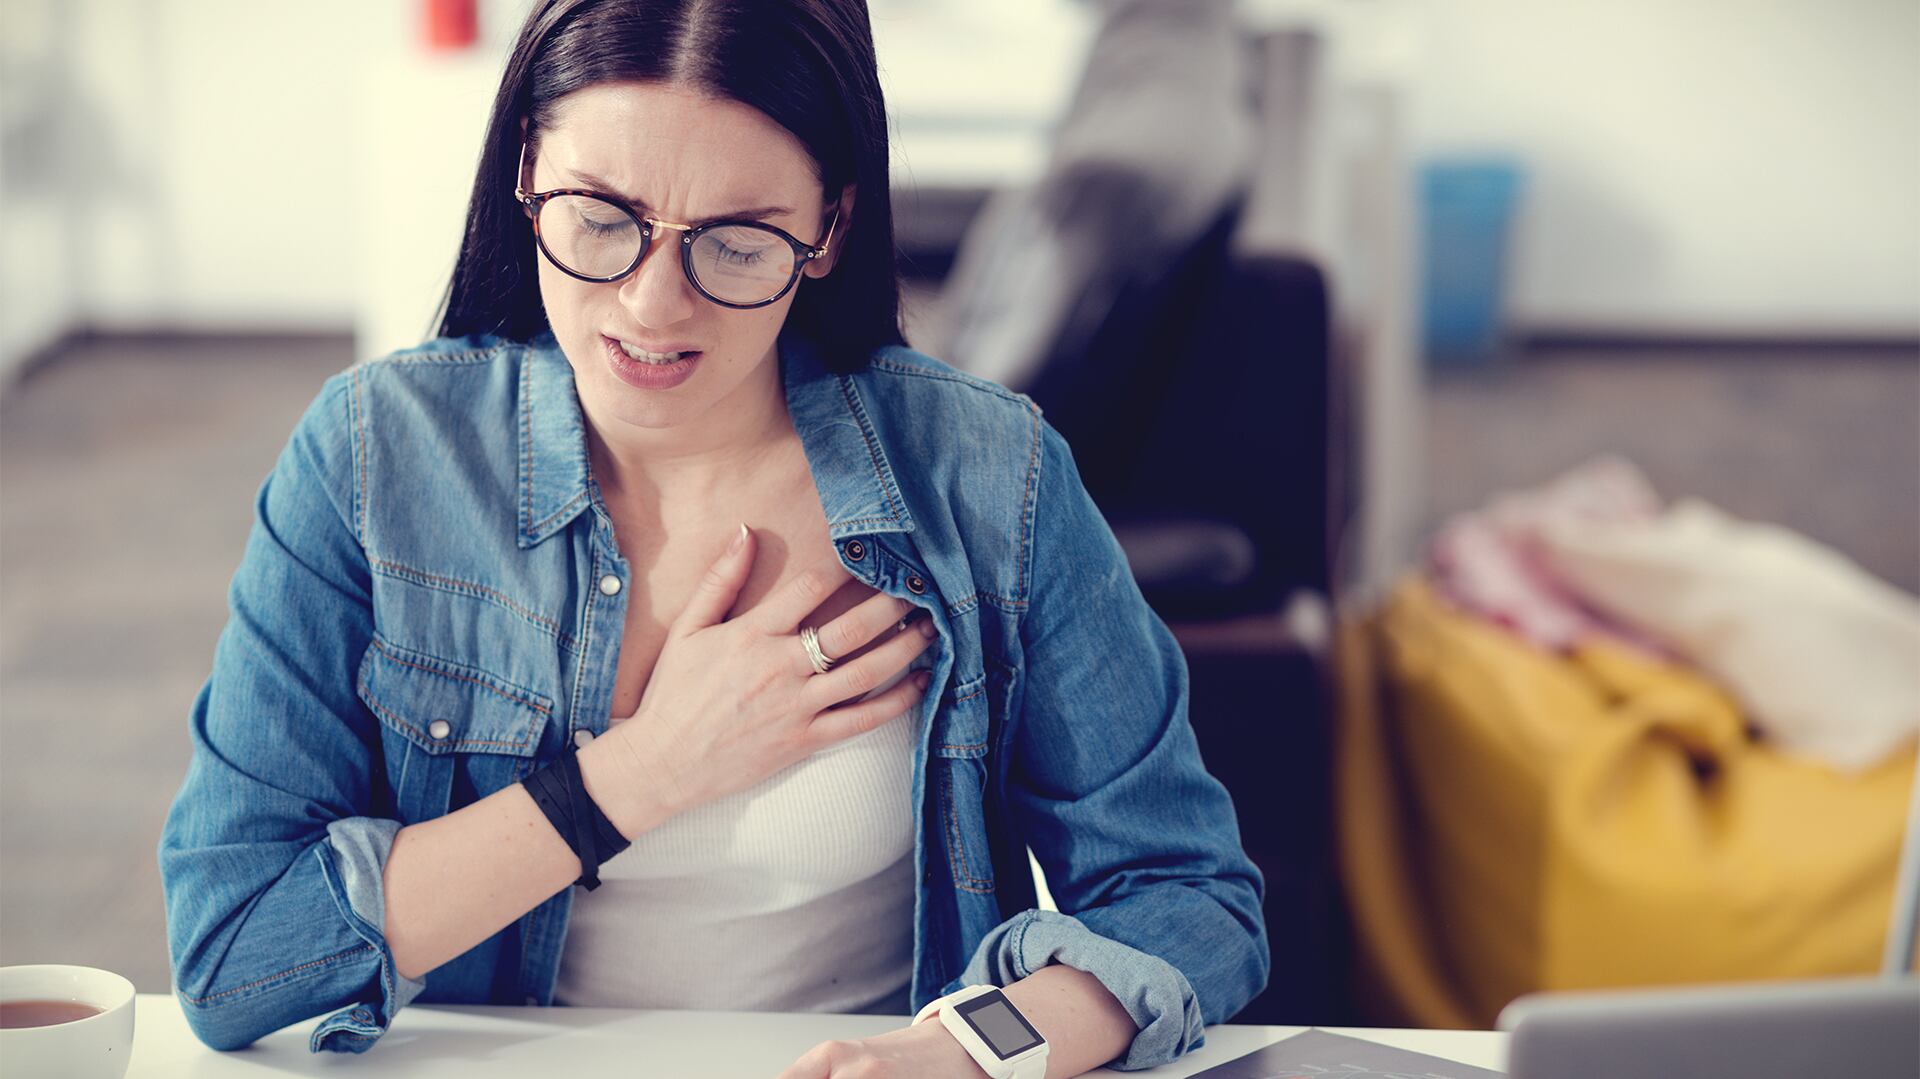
[123,994,1507,1077]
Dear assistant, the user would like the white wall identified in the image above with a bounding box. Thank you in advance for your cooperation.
[1,0,1085,377]
[0,0,426,384]
[0,0,86,380]
[5,0,1914,388]
[1403,0,1920,338]
[39,0,385,328]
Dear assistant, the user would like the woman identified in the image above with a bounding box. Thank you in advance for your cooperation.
[157,1,1268,1075]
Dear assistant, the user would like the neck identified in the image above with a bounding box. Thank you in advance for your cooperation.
[584,344,796,511]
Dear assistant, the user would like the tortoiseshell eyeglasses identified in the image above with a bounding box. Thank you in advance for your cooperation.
[513,144,839,309]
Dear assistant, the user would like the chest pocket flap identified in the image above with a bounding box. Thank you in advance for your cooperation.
[355,635,553,757]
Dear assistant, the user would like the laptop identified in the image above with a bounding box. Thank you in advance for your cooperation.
[1497,744,1920,1077]
[1497,976,1918,1078]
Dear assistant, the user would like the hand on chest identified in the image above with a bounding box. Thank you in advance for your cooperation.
[608,519,887,721]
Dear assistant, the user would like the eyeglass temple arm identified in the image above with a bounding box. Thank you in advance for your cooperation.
[812,207,841,258]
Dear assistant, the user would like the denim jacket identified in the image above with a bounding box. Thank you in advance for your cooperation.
[156,328,1268,1067]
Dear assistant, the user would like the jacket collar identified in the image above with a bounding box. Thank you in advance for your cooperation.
[516,330,916,549]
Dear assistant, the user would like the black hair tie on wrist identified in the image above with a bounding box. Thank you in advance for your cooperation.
[522,744,632,891]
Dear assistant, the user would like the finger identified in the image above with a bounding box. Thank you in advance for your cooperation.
[813,591,921,665]
[677,524,755,633]
[805,612,937,707]
[749,551,855,635]
[804,664,933,751]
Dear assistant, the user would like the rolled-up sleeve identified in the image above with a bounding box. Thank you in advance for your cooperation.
[959,421,1269,1071]
[156,370,424,1053]
[952,909,1207,1070]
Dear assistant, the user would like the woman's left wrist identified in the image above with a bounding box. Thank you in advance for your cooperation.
[908,1014,993,1077]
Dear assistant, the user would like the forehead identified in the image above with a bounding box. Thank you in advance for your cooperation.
[540,81,819,207]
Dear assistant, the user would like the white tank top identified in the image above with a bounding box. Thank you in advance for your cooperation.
[553,646,930,1014]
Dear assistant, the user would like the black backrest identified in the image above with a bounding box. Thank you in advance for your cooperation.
[1020,204,1333,619]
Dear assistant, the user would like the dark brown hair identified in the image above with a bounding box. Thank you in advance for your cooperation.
[433,0,904,374]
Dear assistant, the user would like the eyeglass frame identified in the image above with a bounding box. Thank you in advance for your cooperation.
[512,142,840,310]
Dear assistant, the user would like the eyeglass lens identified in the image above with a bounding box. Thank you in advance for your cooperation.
[537,195,799,305]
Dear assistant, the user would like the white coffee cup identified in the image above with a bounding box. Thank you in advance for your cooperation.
[0,964,137,1079]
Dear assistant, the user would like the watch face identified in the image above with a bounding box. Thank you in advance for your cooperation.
[955,989,1045,1060]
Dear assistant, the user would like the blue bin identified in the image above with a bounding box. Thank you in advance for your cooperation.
[1419,159,1524,367]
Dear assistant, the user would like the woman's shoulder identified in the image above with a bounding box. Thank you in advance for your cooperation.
[288,333,540,487]
[283,334,551,558]
[336,332,541,431]
[357,332,532,383]
[849,344,1049,467]
[856,342,1043,419]
[847,343,1053,481]
[839,343,1065,596]
[277,334,523,452]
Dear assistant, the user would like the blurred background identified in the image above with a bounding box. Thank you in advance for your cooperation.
[2,0,1915,1031]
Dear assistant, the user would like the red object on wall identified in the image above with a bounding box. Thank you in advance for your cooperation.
[423,0,478,51]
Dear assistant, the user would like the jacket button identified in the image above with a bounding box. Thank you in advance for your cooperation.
[844,539,865,562]
[599,574,623,596]
[906,575,926,595]
[428,719,452,741]
[572,729,595,748]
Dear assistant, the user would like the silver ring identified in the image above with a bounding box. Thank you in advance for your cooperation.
[798,624,835,675]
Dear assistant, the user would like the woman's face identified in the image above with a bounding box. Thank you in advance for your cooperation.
[526,81,846,444]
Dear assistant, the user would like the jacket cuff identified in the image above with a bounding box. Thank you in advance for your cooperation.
[950,908,1206,1071]
[309,818,428,1053]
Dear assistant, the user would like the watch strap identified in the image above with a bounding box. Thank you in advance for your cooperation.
[1011,1054,1047,1079]
[917,986,1049,1079]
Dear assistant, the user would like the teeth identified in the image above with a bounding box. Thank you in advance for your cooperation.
[618,340,685,365]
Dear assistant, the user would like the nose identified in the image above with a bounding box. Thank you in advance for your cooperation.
[616,227,698,327]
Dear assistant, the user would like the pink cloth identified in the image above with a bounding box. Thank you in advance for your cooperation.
[1426,455,1667,654]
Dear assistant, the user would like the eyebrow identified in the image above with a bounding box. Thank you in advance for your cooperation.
[561,167,795,227]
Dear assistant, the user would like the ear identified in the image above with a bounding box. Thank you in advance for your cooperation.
[802,184,857,278]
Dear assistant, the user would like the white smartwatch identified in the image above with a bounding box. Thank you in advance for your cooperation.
[913,984,1049,1079]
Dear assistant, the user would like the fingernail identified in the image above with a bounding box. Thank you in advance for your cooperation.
[730,523,748,554]
[915,671,932,688]
[919,618,937,637]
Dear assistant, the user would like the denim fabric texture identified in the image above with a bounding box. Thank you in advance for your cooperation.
[156,329,1269,1065]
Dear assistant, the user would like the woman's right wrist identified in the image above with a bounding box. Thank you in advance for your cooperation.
[577,723,681,838]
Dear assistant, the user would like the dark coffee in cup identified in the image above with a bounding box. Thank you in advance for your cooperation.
[0,999,105,1028]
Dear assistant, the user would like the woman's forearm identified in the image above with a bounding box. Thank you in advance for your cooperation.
[381,738,671,982]
[1002,964,1140,1079]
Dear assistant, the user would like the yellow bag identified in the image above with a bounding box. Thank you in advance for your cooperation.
[1336,577,1915,1029]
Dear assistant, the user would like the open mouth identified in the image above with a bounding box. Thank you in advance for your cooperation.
[602,334,703,388]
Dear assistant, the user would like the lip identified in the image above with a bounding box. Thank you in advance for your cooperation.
[602,334,702,390]
[603,333,702,355]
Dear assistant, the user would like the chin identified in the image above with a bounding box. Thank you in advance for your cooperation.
[591,376,695,426]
